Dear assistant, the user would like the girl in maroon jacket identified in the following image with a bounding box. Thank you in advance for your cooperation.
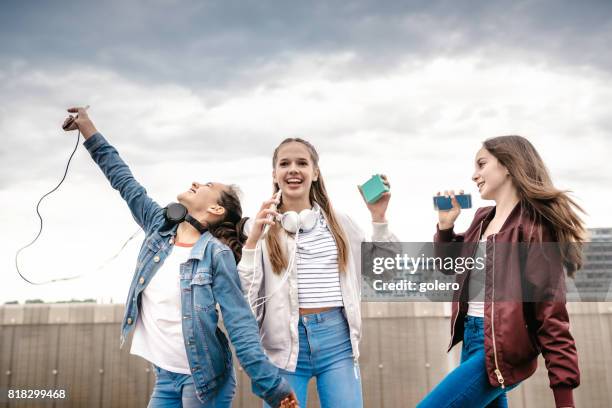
[418,136,584,408]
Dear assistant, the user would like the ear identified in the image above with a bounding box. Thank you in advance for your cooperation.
[272,169,278,185]
[498,162,510,177]
[313,168,319,182]
[207,205,226,217]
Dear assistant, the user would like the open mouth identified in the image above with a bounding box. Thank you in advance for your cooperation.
[285,178,303,186]
[477,181,485,191]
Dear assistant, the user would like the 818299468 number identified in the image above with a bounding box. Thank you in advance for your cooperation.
[7,389,67,399]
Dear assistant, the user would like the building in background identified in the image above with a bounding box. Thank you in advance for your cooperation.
[570,228,612,301]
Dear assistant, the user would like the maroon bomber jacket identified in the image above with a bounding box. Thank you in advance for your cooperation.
[435,203,580,408]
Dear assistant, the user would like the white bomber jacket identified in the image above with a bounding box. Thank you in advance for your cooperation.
[237,211,397,372]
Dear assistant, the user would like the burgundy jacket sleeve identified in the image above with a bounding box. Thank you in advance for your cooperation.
[533,301,579,407]
[434,206,491,243]
[433,207,490,273]
[433,225,465,275]
[524,233,580,407]
[434,224,463,243]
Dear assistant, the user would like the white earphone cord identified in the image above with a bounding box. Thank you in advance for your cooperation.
[248,227,300,312]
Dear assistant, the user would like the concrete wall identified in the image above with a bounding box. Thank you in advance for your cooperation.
[1,302,611,407]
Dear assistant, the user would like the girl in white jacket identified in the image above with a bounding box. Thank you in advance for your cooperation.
[238,138,397,408]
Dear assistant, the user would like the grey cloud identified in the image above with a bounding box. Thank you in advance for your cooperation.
[2,0,612,190]
[2,0,612,91]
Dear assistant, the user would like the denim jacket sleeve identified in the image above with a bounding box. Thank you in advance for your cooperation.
[212,248,292,408]
[84,133,163,233]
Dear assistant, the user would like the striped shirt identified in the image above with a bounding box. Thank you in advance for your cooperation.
[296,211,344,308]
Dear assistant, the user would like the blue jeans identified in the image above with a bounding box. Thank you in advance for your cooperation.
[148,365,236,408]
[417,315,520,408]
[264,307,363,408]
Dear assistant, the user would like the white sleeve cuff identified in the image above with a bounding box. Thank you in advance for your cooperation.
[238,247,258,271]
[372,222,390,240]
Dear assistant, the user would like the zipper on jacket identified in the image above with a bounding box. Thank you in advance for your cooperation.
[448,220,484,350]
[490,234,506,388]
[448,306,459,351]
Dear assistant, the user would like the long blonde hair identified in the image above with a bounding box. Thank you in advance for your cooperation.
[266,138,349,274]
[483,135,586,276]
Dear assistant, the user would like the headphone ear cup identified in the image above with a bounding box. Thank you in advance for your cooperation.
[280,211,299,234]
[280,209,318,234]
[164,202,188,224]
[298,208,318,232]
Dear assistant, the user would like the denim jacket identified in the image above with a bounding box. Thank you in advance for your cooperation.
[84,133,291,407]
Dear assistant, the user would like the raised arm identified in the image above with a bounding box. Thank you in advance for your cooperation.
[63,107,163,233]
[356,174,398,242]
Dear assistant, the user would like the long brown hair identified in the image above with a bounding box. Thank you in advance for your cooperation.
[483,135,586,276]
[207,185,248,263]
[266,138,349,274]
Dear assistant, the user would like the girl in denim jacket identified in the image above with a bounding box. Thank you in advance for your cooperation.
[63,107,298,408]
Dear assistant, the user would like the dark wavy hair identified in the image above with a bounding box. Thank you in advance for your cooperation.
[207,185,248,263]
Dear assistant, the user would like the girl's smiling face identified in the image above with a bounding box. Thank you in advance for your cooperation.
[273,142,319,201]
[472,146,512,201]
[177,181,226,223]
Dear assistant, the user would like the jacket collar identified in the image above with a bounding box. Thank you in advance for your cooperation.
[158,223,213,261]
[474,200,525,239]
[188,231,214,261]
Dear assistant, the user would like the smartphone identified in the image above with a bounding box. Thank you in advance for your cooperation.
[433,194,472,211]
[359,174,389,204]
[262,190,282,236]
[62,105,89,130]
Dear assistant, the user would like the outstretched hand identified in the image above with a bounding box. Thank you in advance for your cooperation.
[63,106,97,139]
[358,174,391,223]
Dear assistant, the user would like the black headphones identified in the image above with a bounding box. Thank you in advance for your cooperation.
[163,203,208,234]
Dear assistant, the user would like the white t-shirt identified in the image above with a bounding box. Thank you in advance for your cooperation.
[130,242,192,374]
[467,237,486,318]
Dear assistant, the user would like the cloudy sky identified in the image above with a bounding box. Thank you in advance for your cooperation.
[1,0,611,303]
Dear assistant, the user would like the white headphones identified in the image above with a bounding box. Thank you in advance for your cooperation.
[279,207,318,234]
[245,200,321,315]
[241,202,320,236]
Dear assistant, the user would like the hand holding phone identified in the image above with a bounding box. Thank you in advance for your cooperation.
[62,105,90,130]
[433,193,472,211]
[262,191,282,236]
[435,190,466,230]
[63,106,98,139]
[244,191,281,249]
